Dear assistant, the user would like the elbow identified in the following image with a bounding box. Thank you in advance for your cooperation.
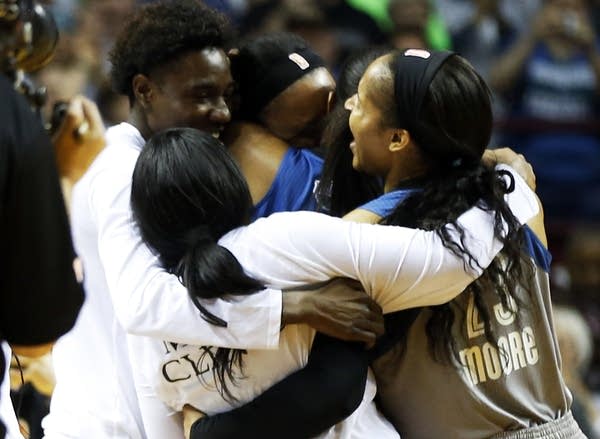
[336,378,367,419]
[115,309,144,335]
[113,298,146,335]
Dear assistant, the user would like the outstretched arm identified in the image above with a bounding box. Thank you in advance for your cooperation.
[226,165,539,314]
[89,154,382,348]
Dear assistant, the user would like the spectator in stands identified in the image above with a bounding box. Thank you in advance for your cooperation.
[489,0,600,225]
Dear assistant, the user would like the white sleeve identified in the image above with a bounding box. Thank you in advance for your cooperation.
[236,166,538,314]
[89,165,281,349]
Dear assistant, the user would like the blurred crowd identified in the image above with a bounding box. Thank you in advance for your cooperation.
[9,0,600,437]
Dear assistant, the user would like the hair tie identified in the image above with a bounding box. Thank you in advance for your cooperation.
[183,225,212,247]
[496,169,516,193]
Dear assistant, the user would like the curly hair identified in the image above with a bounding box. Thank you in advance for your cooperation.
[109,0,234,103]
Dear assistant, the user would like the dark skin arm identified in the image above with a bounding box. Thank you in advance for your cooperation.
[281,278,384,348]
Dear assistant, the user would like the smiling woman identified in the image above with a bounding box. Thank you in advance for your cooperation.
[340,49,585,439]
[221,32,334,219]
[231,32,336,149]
[126,47,234,140]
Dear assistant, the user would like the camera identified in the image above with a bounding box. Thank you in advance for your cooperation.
[1,0,58,110]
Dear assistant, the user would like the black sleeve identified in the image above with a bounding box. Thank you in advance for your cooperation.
[190,333,368,439]
[0,79,84,348]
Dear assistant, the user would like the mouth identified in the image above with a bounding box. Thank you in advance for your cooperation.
[349,140,356,153]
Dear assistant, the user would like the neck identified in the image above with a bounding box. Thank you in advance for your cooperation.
[383,148,429,193]
[128,106,152,140]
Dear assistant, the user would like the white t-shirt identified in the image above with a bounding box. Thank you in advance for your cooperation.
[131,167,539,438]
[43,123,284,438]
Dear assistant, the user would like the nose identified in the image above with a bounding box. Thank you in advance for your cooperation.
[344,94,356,111]
[209,97,231,124]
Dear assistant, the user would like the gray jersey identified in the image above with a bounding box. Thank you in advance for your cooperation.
[373,239,574,438]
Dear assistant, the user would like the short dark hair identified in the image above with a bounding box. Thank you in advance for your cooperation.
[231,32,313,119]
[109,0,234,102]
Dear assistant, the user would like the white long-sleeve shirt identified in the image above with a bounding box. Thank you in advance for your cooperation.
[131,167,539,438]
[43,123,282,439]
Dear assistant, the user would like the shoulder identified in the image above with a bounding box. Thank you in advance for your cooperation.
[75,124,144,200]
[222,211,343,244]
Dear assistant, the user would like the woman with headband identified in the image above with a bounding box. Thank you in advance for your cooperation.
[128,126,537,438]
[224,32,335,219]
[337,48,583,438]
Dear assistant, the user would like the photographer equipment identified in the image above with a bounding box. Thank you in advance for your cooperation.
[1,0,58,111]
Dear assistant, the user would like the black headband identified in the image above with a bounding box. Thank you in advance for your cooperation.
[393,49,454,133]
[241,47,326,118]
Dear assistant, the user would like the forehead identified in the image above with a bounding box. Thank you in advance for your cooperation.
[278,68,335,102]
[358,55,392,102]
[156,47,232,88]
[270,67,335,111]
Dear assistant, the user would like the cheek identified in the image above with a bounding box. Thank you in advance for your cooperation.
[348,113,361,137]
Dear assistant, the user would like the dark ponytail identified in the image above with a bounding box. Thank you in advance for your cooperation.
[384,163,532,362]
[131,128,264,401]
[381,52,534,363]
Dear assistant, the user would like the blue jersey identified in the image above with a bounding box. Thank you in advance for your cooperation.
[251,147,323,220]
[358,188,417,218]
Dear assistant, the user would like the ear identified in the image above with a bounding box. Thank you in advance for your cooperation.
[389,128,411,152]
[132,74,154,108]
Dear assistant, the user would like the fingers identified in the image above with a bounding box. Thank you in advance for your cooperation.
[318,301,384,345]
[353,315,385,339]
[53,98,84,143]
[52,95,106,183]
[55,95,106,142]
[80,95,105,136]
[508,153,536,191]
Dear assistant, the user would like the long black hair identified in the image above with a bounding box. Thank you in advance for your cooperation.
[130,127,265,401]
[379,52,533,363]
[316,47,391,216]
